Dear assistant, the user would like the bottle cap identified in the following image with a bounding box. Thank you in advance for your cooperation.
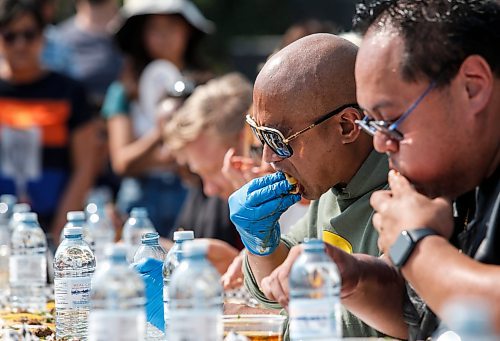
[0,194,17,206]
[303,238,325,251]
[19,212,38,223]
[183,239,208,257]
[141,232,160,244]
[64,226,83,237]
[104,244,128,258]
[13,203,31,214]
[173,230,194,241]
[130,207,148,218]
[67,211,86,222]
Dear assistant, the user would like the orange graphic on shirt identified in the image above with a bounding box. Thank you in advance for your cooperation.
[0,98,70,146]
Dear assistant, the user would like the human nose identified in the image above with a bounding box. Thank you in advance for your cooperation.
[261,143,283,164]
[373,132,399,154]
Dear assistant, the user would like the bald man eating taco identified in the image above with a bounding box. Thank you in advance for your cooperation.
[229,33,389,338]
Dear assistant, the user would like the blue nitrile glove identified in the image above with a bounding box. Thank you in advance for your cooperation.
[133,258,164,332]
[229,172,301,256]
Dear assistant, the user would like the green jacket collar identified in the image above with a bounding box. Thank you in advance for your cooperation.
[331,150,389,211]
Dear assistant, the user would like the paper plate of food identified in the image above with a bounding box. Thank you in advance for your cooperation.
[0,301,55,340]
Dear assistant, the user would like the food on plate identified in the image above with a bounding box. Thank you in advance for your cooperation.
[284,173,300,194]
[0,302,55,339]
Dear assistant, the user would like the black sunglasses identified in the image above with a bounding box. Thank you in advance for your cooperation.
[246,103,359,158]
[1,28,40,45]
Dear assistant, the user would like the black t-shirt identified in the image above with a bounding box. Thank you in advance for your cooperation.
[172,185,243,250]
[461,167,500,263]
[0,72,92,228]
[404,167,500,340]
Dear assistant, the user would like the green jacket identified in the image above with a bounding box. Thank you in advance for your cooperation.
[243,150,389,338]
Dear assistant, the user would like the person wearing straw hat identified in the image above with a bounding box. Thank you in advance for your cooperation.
[102,0,214,237]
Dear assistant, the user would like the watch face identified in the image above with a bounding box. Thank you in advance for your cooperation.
[389,231,413,268]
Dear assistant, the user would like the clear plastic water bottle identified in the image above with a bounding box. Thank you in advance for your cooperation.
[54,226,96,340]
[60,211,95,251]
[89,245,146,341]
[0,195,17,305]
[0,206,11,301]
[289,239,342,341]
[9,203,31,233]
[122,207,156,262]
[168,240,223,341]
[163,230,194,336]
[86,202,115,263]
[133,232,166,263]
[133,232,166,340]
[9,212,47,312]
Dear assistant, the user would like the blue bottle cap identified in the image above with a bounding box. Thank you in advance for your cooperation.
[303,238,325,251]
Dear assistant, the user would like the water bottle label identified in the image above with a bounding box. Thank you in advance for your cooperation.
[89,309,146,341]
[289,297,341,339]
[54,277,91,309]
[169,308,222,341]
[9,254,46,283]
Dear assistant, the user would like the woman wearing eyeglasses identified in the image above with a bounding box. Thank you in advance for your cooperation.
[0,0,98,244]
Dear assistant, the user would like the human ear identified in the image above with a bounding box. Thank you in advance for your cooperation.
[459,55,493,118]
[338,107,364,144]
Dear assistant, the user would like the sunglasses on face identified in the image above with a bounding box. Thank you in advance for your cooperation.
[355,80,436,141]
[1,28,40,45]
[246,103,359,159]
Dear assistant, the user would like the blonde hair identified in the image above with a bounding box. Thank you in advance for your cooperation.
[164,72,252,151]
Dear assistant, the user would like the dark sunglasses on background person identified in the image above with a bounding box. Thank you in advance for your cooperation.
[246,103,359,159]
[1,28,40,45]
[355,80,436,141]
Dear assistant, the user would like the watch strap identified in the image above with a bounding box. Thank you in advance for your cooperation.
[390,227,438,270]
[406,227,438,243]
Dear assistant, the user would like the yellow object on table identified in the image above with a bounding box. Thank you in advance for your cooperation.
[0,300,55,339]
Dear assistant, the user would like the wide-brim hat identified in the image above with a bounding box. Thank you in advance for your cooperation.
[111,0,215,53]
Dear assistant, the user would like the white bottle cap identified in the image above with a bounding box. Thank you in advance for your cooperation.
[13,203,31,213]
[67,211,85,222]
[173,230,194,241]
[64,226,83,237]
[130,207,148,218]
[0,194,16,206]
[20,212,38,223]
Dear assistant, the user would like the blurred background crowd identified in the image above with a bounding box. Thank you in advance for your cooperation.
[0,0,359,250]
[0,0,499,340]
